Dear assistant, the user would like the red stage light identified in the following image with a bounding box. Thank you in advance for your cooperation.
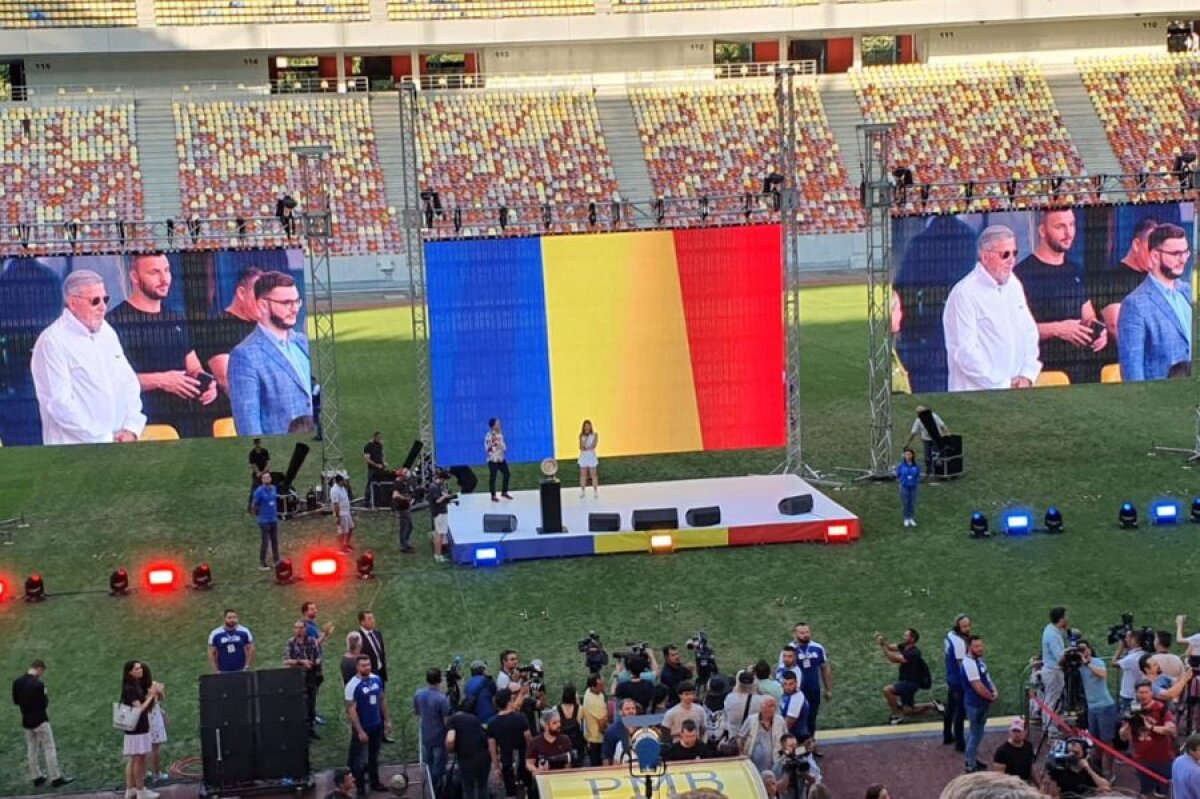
[308,556,339,578]
[143,564,180,591]
[826,523,850,540]
[0,579,6,600]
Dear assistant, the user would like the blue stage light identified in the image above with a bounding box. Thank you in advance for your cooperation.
[1044,507,1064,534]
[1002,509,1032,536]
[473,546,499,567]
[969,511,989,539]
[1118,502,1138,529]
[1191,497,1200,523]
[1152,500,1180,526]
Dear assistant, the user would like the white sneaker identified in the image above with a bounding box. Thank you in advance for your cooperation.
[580,490,586,498]
[909,519,917,527]
[139,789,160,799]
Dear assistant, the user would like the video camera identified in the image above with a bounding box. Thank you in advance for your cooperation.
[779,749,812,776]
[577,631,609,674]
[536,751,576,770]
[1046,738,1086,773]
[614,642,649,662]
[1106,612,1156,651]
[686,631,719,682]
[445,655,464,709]
[517,661,545,695]
[1062,629,1084,669]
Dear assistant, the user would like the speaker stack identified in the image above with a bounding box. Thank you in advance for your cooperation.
[200,669,311,791]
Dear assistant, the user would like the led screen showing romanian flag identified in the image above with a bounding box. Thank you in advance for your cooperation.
[426,225,785,465]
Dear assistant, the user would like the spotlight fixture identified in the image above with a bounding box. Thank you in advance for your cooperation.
[0,578,7,601]
[1151,500,1181,526]
[308,555,339,579]
[24,573,45,602]
[1118,502,1138,529]
[109,568,130,596]
[275,558,295,585]
[356,550,376,580]
[1044,507,1064,534]
[145,565,179,591]
[473,546,499,567]
[969,512,990,539]
[191,563,213,590]
[1191,497,1200,523]
[649,534,675,554]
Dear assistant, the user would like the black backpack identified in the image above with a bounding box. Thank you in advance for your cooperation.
[916,655,932,690]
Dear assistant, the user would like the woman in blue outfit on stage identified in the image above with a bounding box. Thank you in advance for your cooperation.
[896,448,921,528]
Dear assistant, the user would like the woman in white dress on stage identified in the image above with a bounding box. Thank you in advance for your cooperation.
[578,420,599,498]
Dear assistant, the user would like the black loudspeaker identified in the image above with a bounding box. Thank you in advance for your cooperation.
[201,724,256,783]
[449,465,478,493]
[200,698,254,729]
[200,671,254,703]
[685,506,721,527]
[402,439,423,470]
[281,442,310,492]
[778,494,814,516]
[539,480,564,534]
[370,481,393,509]
[259,693,307,725]
[632,508,679,531]
[257,722,311,780]
[483,514,518,533]
[934,434,964,478]
[589,512,621,532]
[256,668,306,697]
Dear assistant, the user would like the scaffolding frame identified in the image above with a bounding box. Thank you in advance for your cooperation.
[859,123,896,480]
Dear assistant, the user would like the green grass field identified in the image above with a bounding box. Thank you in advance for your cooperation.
[2,282,1200,794]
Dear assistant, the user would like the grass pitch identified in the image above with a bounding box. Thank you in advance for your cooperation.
[1,283,1199,793]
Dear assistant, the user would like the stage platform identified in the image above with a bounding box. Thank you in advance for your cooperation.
[447,474,860,565]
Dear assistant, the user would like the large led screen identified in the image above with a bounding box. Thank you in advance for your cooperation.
[427,226,787,465]
[0,249,309,446]
[892,203,1194,393]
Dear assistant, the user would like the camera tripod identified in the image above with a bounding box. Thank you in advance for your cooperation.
[1034,663,1089,760]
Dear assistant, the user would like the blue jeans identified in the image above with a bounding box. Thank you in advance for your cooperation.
[258,521,279,565]
[900,484,917,519]
[965,704,990,768]
[923,439,936,472]
[422,740,447,789]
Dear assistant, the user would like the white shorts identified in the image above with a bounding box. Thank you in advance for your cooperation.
[148,705,168,745]
[434,514,449,536]
[337,514,354,534]
[578,451,599,469]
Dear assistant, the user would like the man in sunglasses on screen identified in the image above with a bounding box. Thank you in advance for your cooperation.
[943,225,1043,392]
[227,270,314,436]
[1118,223,1193,382]
[30,269,146,445]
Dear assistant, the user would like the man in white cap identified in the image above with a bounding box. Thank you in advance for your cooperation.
[990,717,1035,784]
[31,269,145,445]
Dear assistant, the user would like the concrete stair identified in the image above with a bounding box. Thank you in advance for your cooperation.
[818,74,865,193]
[1042,66,1125,198]
[594,89,655,203]
[367,91,409,283]
[133,97,183,223]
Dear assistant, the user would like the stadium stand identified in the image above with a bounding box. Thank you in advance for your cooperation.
[174,96,400,254]
[157,0,369,25]
[0,103,144,248]
[417,89,620,237]
[613,0,815,11]
[1079,53,1200,197]
[850,62,1088,211]
[0,0,135,27]
[389,0,592,19]
[629,80,861,233]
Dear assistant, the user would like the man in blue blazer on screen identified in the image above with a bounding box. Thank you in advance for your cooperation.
[1118,223,1193,382]
[228,271,314,436]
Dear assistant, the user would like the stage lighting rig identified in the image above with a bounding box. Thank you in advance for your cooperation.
[356,551,376,580]
[191,563,213,590]
[24,573,45,602]
[1118,502,1138,529]
[109,568,130,596]
[1151,499,1181,526]
[1044,507,1064,534]
[969,512,989,539]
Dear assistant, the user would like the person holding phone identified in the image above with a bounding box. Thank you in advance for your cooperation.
[109,253,217,438]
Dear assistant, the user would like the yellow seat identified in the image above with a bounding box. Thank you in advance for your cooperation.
[1036,370,1071,387]
[141,424,180,441]
[212,417,238,438]
[1100,364,1122,383]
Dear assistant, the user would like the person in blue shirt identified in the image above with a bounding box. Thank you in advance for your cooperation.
[1078,639,1117,777]
[1172,734,1200,799]
[944,615,971,752]
[896,448,921,528]
[250,472,279,570]
[960,635,996,773]
[207,609,255,673]
[462,660,498,724]
[413,667,451,788]
[345,655,391,796]
[788,624,832,751]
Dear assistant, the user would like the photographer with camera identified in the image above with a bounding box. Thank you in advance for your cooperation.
[487,688,531,799]
[428,469,456,564]
[1076,639,1117,778]
[875,628,942,724]
[1041,607,1071,724]
[688,632,719,687]
[1043,738,1110,798]
[526,709,575,782]
[772,733,822,798]
[663,681,711,742]
[661,645,694,706]
[578,632,609,677]
[1114,618,1153,714]
[1119,679,1176,798]
[665,720,715,761]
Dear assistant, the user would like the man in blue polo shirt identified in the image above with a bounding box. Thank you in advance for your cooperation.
[208,609,255,673]
[789,623,832,750]
[250,472,280,570]
[345,654,391,797]
[961,635,997,773]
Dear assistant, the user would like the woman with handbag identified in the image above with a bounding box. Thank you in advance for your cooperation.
[118,661,162,799]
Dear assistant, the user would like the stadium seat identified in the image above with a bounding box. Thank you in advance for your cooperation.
[612,0,816,11]
[417,90,620,237]
[390,0,593,19]
[1100,363,1122,384]
[157,0,368,25]
[1035,370,1070,387]
[629,80,861,234]
[212,417,238,438]
[0,0,135,27]
[174,96,401,254]
[1079,54,1200,200]
[850,62,1087,212]
[141,424,181,441]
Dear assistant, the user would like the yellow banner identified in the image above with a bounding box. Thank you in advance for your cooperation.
[535,758,768,799]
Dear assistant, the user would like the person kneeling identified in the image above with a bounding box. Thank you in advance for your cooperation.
[876,629,944,724]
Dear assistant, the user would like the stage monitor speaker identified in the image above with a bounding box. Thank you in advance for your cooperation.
[199,671,255,703]
[483,514,518,534]
[258,693,308,726]
[256,668,306,697]
[200,697,254,729]
[449,465,478,494]
[589,512,621,532]
[778,494,814,516]
[539,479,564,534]
[200,724,256,784]
[685,506,721,527]
[256,722,311,780]
[632,508,679,531]
[402,439,423,470]
[370,480,394,509]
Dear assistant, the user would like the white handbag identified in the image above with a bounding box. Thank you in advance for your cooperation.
[112,702,141,732]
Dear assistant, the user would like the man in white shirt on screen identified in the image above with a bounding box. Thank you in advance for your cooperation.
[942,225,1042,392]
[30,269,146,445]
